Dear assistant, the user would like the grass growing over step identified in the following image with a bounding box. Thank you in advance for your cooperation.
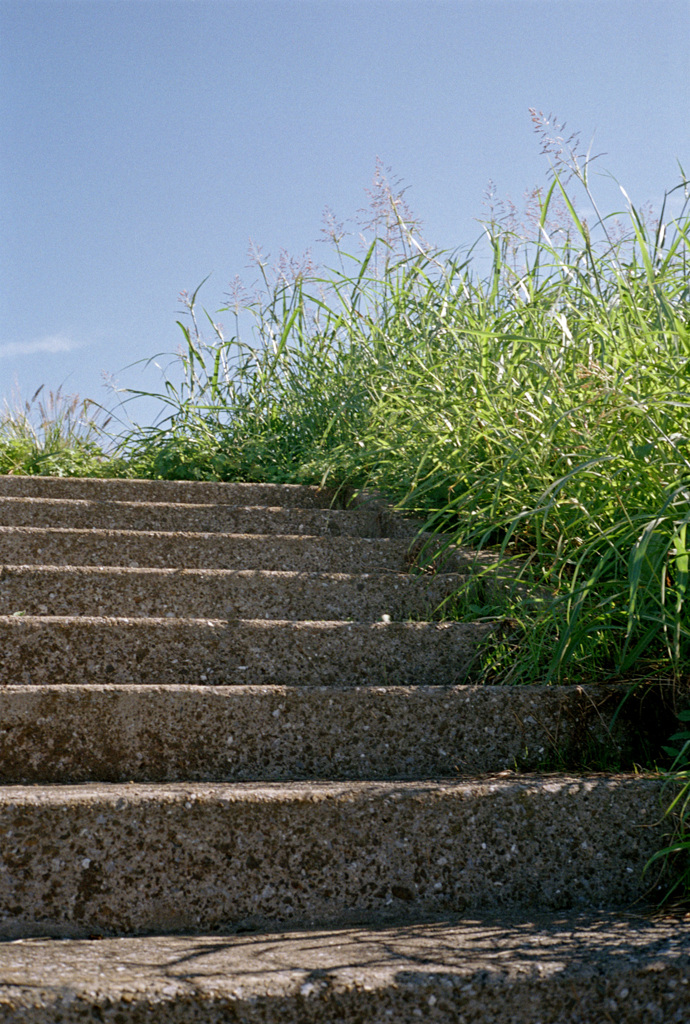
[2,113,689,898]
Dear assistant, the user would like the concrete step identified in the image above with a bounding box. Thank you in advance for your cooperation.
[0,475,348,508]
[0,913,687,1023]
[0,683,670,783]
[0,778,666,938]
[0,496,421,537]
[0,526,481,573]
[0,565,476,621]
[0,615,494,686]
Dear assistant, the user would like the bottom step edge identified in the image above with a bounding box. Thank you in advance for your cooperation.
[0,911,688,1023]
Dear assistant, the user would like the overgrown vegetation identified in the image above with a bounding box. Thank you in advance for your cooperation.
[2,113,689,895]
[110,113,689,693]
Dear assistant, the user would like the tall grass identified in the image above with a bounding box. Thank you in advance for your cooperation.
[117,118,690,690]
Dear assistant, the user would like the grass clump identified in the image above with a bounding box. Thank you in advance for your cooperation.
[0,386,122,477]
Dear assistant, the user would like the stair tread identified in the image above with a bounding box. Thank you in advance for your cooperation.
[0,772,660,795]
[0,476,346,507]
[0,613,484,624]
[1,913,688,1023]
[0,564,475,620]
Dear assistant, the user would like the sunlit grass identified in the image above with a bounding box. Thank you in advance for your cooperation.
[111,119,690,693]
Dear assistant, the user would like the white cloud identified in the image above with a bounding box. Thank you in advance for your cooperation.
[0,333,81,359]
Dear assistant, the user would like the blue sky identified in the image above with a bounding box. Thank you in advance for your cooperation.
[1,0,688,428]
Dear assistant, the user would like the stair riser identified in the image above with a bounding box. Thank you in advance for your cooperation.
[0,617,493,686]
[0,528,470,573]
[0,477,344,507]
[0,498,418,538]
[0,684,660,783]
[0,779,665,937]
[5,984,689,1024]
[0,566,474,621]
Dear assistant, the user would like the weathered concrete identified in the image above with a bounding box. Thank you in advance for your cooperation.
[0,615,495,686]
[0,683,669,783]
[0,912,688,1023]
[0,565,476,621]
[0,778,668,937]
[0,496,422,538]
[0,526,482,573]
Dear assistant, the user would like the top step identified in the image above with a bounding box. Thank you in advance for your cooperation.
[0,476,352,509]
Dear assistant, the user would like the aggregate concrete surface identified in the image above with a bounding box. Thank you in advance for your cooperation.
[0,565,475,621]
[1,475,687,1021]
[0,616,495,686]
[0,526,479,573]
[0,683,669,783]
[0,497,421,538]
[0,913,688,1023]
[0,477,344,507]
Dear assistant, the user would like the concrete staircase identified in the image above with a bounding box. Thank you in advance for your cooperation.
[0,475,687,1022]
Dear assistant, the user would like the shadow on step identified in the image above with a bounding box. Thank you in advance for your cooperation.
[1,911,688,1023]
